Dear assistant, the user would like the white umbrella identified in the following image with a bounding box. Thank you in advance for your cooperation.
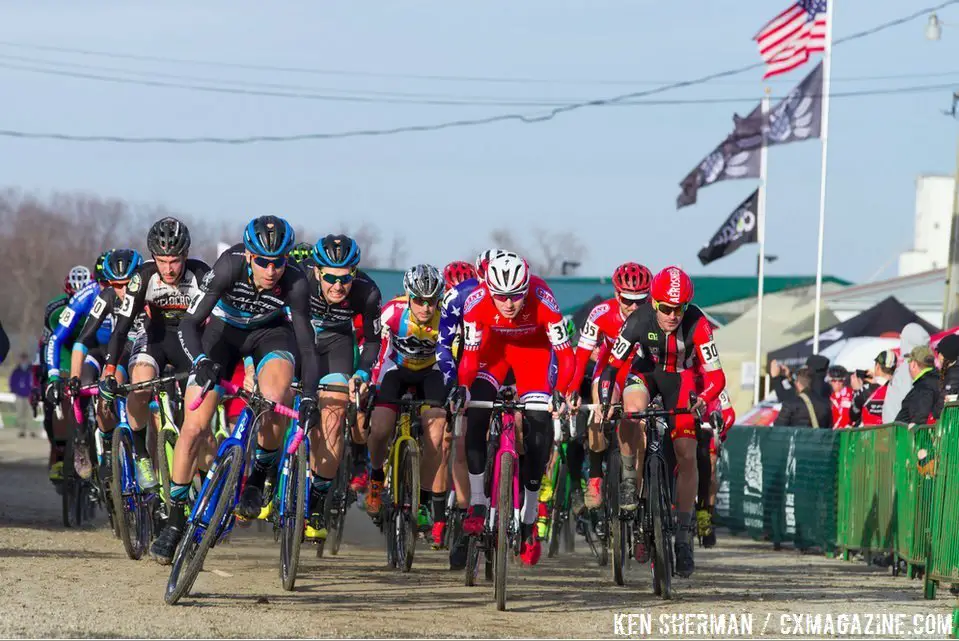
[819,336,901,373]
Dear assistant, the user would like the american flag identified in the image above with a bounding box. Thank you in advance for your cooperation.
[755,0,827,79]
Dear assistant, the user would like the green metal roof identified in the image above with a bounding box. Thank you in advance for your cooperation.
[363,269,852,314]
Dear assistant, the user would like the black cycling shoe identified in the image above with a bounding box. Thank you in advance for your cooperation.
[675,528,696,578]
[702,527,717,548]
[151,525,184,565]
[619,477,637,511]
[236,484,264,520]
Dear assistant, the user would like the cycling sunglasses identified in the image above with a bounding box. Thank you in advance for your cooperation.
[654,301,687,316]
[252,255,287,269]
[618,293,647,307]
[492,292,526,303]
[320,269,356,286]
[411,296,439,307]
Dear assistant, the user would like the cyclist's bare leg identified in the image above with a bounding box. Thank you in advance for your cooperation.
[314,388,347,479]
[171,386,218,487]
[125,363,156,431]
[93,363,123,435]
[421,408,448,494]
[451,423,469,508]
[365,405,396,514]
[255,357,295,451]
[674,437,698,514]
[620,383,649,497]
[709,452,718,507]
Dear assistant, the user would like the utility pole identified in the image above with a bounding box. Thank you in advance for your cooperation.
[941,92,959,329]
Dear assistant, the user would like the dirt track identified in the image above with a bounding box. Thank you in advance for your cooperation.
[0,429,955,639]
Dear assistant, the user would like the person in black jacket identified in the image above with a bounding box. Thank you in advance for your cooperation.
[770,354,831,404]
[896,345,940,425]
[934,334,959,419]
[775,367,831,428]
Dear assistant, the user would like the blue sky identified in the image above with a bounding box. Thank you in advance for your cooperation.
[1,0,956,283]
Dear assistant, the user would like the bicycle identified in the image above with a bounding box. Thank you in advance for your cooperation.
[56,383,106,530]
[596,395,698,600]
[321,383,366,557]
[373,393,447,573]
[105,376,185,560]
[462,388,560,612]
[164,379,298,605]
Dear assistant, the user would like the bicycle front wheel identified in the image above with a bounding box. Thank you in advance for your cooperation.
[279,440,307,591]
[608,453,627,586]
[395,440,420,573]
[62,431,80,528]
[494,453,513,612]
[649,460,673,600]
[329,440,352,556]
[547,463,567,558]
[165,444,243,605]
[111,429,150,560]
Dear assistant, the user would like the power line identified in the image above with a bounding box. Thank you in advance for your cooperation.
[0,82,951,145]
[0,1,954,144]
[0,0,955,87]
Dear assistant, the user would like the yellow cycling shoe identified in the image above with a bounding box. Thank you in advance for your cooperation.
[538,475,554,504]
[304,513,327,540]
[49,461,64,483]
[257,499,273,521]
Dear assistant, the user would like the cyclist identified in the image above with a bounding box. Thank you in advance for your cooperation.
[365,264,448,545]
[599,265,727,578]
[695,383,735,548]
[452,252,576,566]
[98,218,210,492]
[570,262,651,511]
[302,234,381,540]
[40,265,94,482]
[150,215,319,564]
[69,249,144,479]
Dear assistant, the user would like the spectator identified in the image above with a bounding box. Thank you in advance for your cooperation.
[775,367,831,428]
[883,323,931,423]
[895,345,939,425]
[827,365,854,428]
[8,352,35,438]
[850,350,896,426]
[933,334,959,419]
[770,354,831,405]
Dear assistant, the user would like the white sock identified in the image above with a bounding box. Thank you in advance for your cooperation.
[522,488,539,524]
[468,473,487,507]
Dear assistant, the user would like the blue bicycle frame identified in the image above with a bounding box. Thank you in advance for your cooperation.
[275,397,307,529]
[114,397,148,504]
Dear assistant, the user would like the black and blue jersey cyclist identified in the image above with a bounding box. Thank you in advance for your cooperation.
[151,215,320,565]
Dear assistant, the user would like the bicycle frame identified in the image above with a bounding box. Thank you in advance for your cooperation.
[390,408,418,493]
[489,409,521,526]
[275,398,307,533]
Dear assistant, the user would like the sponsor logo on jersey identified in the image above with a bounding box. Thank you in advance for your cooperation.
[647,332,658,341]
[589,302,610,321]
[464,288,486,314]
[200,269,215,292]
[534,286,560,314]
[127,272,141,294]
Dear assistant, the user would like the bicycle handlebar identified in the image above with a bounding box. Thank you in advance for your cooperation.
[69,384,99,423]
[117,372,189,395]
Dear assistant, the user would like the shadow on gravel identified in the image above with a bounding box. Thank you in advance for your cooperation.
[0,546,123,561]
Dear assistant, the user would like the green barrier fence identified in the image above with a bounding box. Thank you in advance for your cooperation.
[894,424,935,577]
[927,403,959,599]
[836,426,897,562]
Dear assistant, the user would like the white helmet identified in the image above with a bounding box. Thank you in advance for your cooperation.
[475,248,509,282]
[65,265,92,295]
[485,253,530,296]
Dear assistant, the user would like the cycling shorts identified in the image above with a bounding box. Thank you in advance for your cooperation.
[130,323,192,374]
[624,368,698,440]
[195,317,295,389]
[474,337,553,403]
[375,363,447,412]
[315,331,355,386]
[592,359,631,394]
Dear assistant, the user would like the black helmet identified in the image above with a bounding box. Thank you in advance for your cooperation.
[147,216,191,257]
[103,249,144,282]
[313,234,361,269]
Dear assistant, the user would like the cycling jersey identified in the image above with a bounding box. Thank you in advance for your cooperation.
[601,302,725,406]
[45,282,111,379]
[103,259,210,369]
[853,381,889,426]
[572,296,638,393]
[458,276,575,397]
[375,295,441,376]
[830,386,854,428]
[305,267,381,379]
[177,243,319,392]
[437,277,479,386]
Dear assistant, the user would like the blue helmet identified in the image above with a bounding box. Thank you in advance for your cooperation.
[243,215,295,258]
[312,234,361,269]
[103,249,143,282]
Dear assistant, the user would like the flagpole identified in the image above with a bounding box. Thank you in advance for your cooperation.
[753,91,771,406]
[811,0,835,354]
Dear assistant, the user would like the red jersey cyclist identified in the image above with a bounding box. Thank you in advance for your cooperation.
[570,262,651,510]
[598,266,727,578]
[451,252,576,567]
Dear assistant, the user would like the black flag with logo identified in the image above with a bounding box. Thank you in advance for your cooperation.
[697,189,760,266]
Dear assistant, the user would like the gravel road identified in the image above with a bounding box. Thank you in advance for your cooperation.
[0,429,954,638]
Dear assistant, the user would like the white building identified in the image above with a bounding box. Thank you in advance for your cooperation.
[899,175,954,276]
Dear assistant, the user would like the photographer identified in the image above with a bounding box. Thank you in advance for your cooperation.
[774,367,831,428]
[850,350,896,426]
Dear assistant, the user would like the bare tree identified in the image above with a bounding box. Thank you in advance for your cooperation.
[476,227,588,276]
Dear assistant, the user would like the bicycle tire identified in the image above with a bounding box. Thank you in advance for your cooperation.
[165,444,243,605]
[547,464,567,558]
[649,461,672,600]
[157,428,177,513]
[563,508,575,554]
[62,432,79,528]
[279,440,307,591]
[608,453,627,587]
[464,533,480,587]
[494,453,513,612]
[396,440,420,573]
[330,440,352,556]
[111,429,149,560]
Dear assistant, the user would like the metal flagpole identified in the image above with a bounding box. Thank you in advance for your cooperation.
[811,0,835,354]
[753,91,771,406]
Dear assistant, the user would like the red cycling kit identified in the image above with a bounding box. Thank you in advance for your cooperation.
[458,275,575,400]
[830,386,854,428]
[573,297,633,393]
[599,302,726,439]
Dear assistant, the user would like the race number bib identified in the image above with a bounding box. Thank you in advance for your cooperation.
[58,307,75,328]
[186,292,205,315]
[117,295,135,317]
[90,297,107,319]
[462,321,480,348]
[699,340,722,371]
[610,335,631,361]
[548,320,570,346]
[579,320,599,342]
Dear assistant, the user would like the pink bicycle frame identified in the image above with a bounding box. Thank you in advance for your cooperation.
[490,411,521,516]
[71,385,99,423]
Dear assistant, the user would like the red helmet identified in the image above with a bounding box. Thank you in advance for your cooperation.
[443,261,477,291]
[612,262,651,298]
[650,266,694,307]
